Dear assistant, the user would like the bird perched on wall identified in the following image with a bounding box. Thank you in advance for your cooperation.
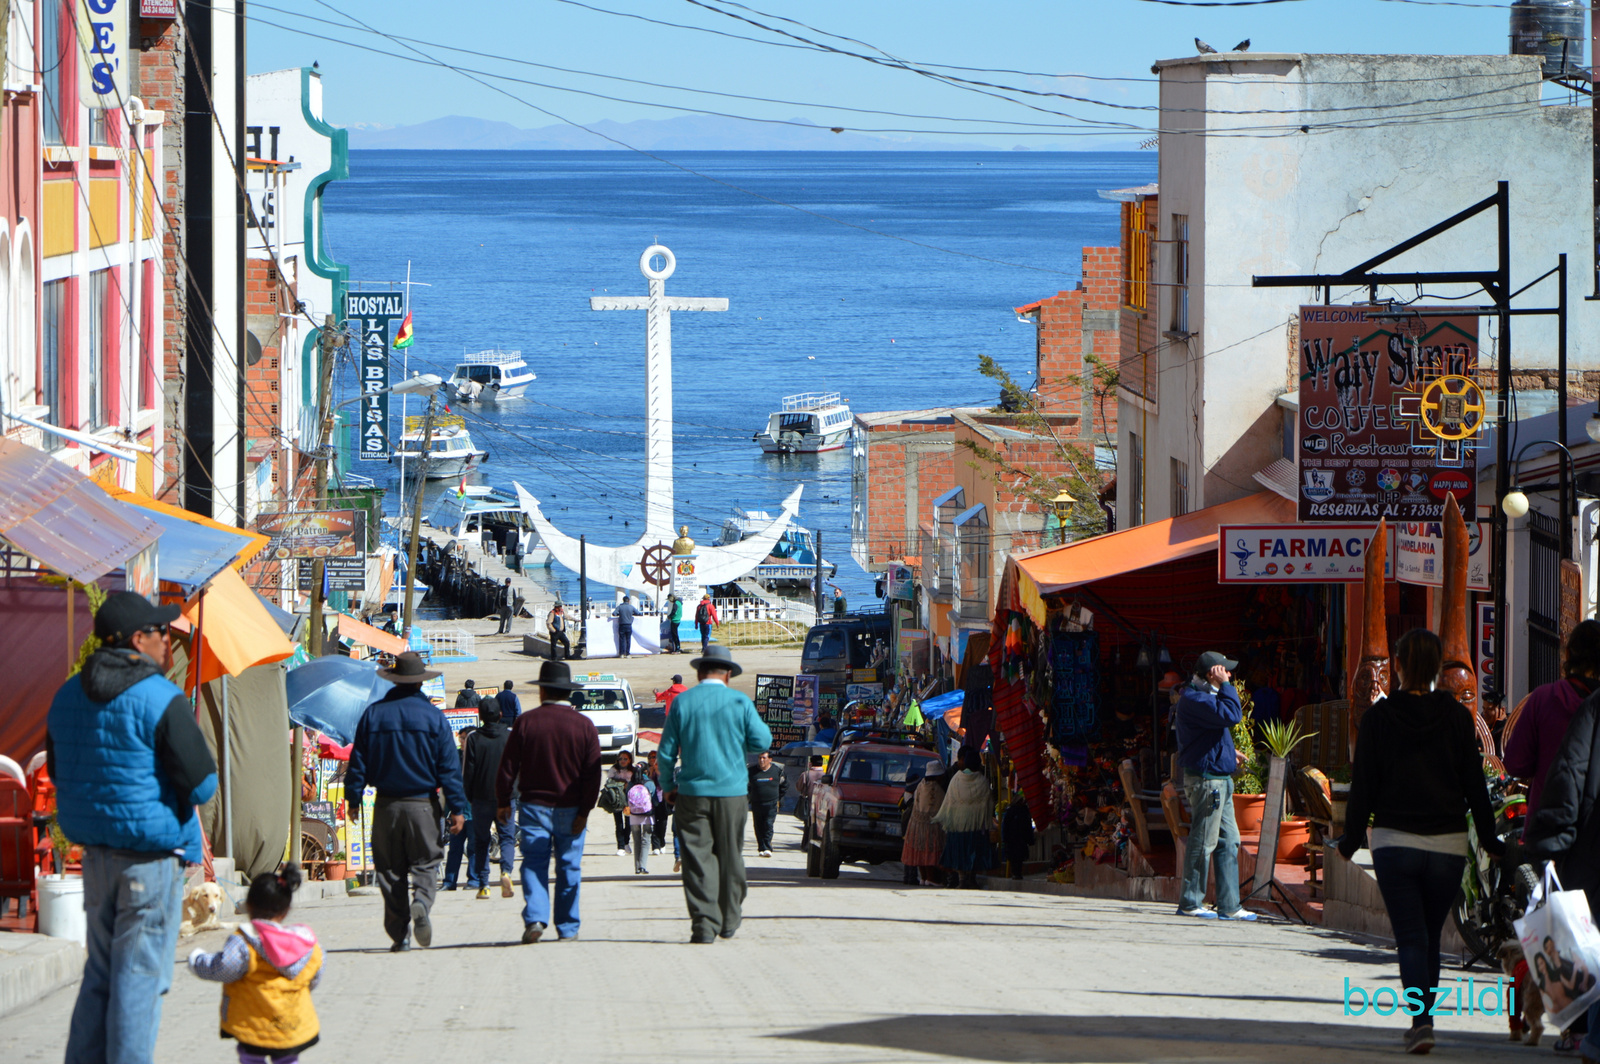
[1234,39,1251,52]
[1195,38,1217,54]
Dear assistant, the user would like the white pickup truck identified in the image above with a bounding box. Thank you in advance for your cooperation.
[570,673,640,759]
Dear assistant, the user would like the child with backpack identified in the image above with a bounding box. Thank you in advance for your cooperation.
[627,774,657,875]
[188,864,322,1064]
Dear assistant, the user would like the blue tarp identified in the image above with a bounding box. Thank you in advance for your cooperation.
[116,500,257,589]
[921,690,965,715]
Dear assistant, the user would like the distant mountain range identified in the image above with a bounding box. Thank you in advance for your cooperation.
[343,114,1127,151]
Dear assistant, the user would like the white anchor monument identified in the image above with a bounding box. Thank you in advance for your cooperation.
[515,244,802,595]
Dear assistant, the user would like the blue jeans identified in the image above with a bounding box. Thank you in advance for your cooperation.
[1180,776,1240,914]
[469,799,516,887]
[66,847,184,1064]
[517,802,585,936]
[1370,845,1467,1029]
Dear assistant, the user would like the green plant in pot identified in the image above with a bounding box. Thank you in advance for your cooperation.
[1231,719,1265,795]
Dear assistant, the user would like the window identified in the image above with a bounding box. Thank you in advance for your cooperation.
[89,109,109,146]
[1170,213,1189,335]
[86,269,112,429]
[1170,457,1189,518]
[139,258,155,410]
[41,279,66,442]
[1282,408,1296,461]
[1128,431,1144,527]
[40,0,64,144]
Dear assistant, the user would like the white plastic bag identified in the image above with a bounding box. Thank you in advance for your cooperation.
[1515,862,1600,1030]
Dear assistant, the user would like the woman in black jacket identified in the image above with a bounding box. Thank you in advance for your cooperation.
[1339,628,1502,1056]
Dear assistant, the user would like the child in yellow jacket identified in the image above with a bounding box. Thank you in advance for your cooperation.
[189,864,322,1064]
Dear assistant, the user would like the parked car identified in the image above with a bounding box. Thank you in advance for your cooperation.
[800,611,892,692]
[805,739,943,879]
[569,673,640,759]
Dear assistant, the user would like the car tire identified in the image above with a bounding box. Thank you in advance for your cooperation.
[805,840,822,878]
[821,830,842,879]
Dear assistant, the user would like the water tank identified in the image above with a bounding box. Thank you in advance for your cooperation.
[1510,0,1587,79]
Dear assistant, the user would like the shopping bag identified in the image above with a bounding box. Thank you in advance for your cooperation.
[1514,862,1600,1030]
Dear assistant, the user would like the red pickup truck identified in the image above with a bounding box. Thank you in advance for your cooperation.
[805,741,944,879]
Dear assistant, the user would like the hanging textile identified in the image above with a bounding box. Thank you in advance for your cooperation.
[992,673,1049,829]
[1050,630,1099,744]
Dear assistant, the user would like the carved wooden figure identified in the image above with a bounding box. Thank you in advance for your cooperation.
[1349,517,1390,760]
[1438,494,1478,716]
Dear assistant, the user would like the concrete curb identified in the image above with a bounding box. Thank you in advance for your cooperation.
[0,934,85,1018]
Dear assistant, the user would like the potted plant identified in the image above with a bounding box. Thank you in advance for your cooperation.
[1230,719,1267,833]
[324,851,348,881]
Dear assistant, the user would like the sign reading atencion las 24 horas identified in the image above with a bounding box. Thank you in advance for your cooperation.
[344,293,407,462]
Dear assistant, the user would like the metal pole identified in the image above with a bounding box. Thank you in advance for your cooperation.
[289,724,302,867]
[401,395,438,637]
[1560,253,1572,560]
[1591,0,1600,299]
[1491,182,1512,706]
[309,315,338,655]
[813,530,824,619]
[579,534,589,656]
[221,673,232,860]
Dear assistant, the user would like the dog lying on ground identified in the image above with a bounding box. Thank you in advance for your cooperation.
[1499,940,1545,1047]
[179,881,231,937]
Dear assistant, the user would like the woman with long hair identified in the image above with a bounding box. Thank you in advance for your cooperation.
[1340,628,1502,1055]
[1506,619,1600,817]
[934,747,996,890]
[900,762,949,886]
[607,750,639,857]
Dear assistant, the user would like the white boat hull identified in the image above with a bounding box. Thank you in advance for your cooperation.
[757,428,849,455]
[450,379,533,403]
[397,453,485,480]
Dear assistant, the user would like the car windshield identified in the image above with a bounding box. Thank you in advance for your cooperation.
[803,629,846,664]
[836,751,942,784]
[572,689,626,710]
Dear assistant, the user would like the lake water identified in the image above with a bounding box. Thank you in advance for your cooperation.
[324,150,1155,606]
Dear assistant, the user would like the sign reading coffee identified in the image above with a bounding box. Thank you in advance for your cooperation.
[1296,305,1480,523]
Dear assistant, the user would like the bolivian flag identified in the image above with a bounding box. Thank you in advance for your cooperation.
[392,312,414,349]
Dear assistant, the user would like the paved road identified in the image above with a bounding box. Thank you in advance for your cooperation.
[3,816,1546,1063]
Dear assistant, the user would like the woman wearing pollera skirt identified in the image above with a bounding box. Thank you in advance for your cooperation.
[934,747,996,889]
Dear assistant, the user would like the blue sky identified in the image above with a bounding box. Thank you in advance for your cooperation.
[247,0,1535,147]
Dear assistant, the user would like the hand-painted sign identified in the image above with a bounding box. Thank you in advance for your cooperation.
[344,293,406,462]
[1218,524,1395,584]
[1297,305,1480,523]
[1393,519,1490,591]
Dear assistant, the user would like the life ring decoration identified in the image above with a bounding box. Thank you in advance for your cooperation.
[1418,374,1486,441]
[640,544,675,587]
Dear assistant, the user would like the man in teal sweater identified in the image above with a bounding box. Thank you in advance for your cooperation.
[657,645,772,943]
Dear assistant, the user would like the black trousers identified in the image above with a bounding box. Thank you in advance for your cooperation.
[652,799,673,849]
[549,630,571,659]
[618,625,633,657]
[750,801,778,852]
[497,608,512,634]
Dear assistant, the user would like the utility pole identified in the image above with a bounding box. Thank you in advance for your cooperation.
[813,530,824,619]
[400,396,439,636]
[578,535,589,659]
[308,314,340,656]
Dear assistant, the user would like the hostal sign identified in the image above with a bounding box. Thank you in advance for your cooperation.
[344,294,407,462]
[1297,305,1479,523]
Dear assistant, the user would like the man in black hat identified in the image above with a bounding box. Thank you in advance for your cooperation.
[347,651,468,951]
[496,659,602,943]
[1174,650,1257,923]
[49,591,217,1063]
[657,645,772,943]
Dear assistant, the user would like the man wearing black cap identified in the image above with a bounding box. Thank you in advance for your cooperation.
[496,659,603,943]
[1174,650,1257,922]
[347,651,468,951]
[48,591,217,1063]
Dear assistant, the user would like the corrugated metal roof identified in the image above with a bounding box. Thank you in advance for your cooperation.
[0,439,162,582]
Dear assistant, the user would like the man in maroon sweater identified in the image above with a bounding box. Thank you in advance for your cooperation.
[497,660,602,943]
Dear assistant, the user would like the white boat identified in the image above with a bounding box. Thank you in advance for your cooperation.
[425,484,553,569]
[390,416,489,480]
[445,349,536,402]
[714,508,835,590]
[753,392,852,454]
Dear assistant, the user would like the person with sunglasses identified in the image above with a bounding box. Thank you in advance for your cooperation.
[48,591,218,1064]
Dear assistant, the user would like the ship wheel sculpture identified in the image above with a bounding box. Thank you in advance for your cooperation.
[640,544,674,587]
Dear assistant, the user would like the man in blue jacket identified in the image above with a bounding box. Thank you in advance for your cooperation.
[48,591,218,1064]
[658,646,772,943]
[347,652,467,951]
[1174,650,1257,922]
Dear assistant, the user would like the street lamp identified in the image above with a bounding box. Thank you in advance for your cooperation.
[1051,489,1075,546]
[1587,410,1600,445]
[1500,440,1575,520]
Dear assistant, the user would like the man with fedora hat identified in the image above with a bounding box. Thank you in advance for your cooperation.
[496,659,602,943]
[657,645,772,943]
[347,651,468,951]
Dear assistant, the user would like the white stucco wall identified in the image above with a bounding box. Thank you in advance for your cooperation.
[1127,52,1594,525]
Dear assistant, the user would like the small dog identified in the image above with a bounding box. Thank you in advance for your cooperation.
[1498,940,1546,1047]
[179,881,227,938]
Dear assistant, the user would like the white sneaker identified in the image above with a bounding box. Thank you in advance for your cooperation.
[1219,909,1258,922]
[651,847,664,856]
[616,849,629,857]
[1177,907,1219,919]
[759,850,772,858]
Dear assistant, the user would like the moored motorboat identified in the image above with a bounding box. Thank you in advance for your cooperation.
[445,349,536,402]
[753,392,852,454]
[390,415,489,480]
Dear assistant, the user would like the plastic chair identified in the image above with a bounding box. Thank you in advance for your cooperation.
[0,776,35,925]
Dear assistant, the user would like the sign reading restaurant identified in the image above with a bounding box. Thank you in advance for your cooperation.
[1296,305,1479,523]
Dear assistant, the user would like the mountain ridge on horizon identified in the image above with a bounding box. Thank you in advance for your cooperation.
[342,113,1138,151]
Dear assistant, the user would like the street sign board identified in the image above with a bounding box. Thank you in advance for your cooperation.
[344,293,407,461]
[1393,519,1490,591]
[296,557,367,592]
[258,509,362,560]
[1218,524,1395,583]
[1297,305,1480,523]
[754,673,802,749]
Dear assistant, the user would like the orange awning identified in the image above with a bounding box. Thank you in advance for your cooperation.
[181,566,298,689]
[1015,491,1297,599]
[338,613,407,656]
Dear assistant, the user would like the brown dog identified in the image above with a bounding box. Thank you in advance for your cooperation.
[1499,940,1546,1047]
[179,881,228,938]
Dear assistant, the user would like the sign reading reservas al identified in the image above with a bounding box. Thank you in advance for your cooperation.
[1219,524,1395,584]
[1297,305,1479,523]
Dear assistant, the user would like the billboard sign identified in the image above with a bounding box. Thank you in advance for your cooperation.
[258,509,363,560]
[344,293,407,461]
[1218,524,1395,584]
[1297,305,1480,523]
[1393,519,1491,591]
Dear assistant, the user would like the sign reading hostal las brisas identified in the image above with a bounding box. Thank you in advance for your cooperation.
[344,294,407,461]
[1297,305,1478,523]
[1219,524,1395,584]
[1394,519,1491,591]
